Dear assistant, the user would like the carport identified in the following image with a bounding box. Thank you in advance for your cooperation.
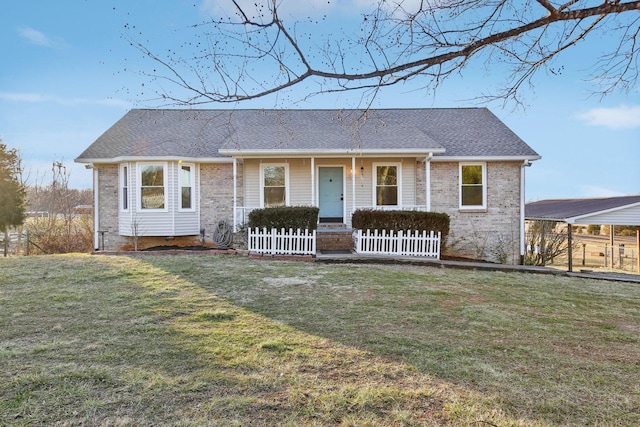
[525,195,640,272]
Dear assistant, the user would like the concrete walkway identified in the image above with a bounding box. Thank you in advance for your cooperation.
[315,251,640,283]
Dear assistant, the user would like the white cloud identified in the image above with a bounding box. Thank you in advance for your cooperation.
[0,92,130,108]
[579,186,628,198]
[200,0,336,19]
[577,105,640,130]
[17,26,67,49]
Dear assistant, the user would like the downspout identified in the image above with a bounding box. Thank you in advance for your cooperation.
[425,153,433,212]
[92,165,99,250]
[520,160,532,264]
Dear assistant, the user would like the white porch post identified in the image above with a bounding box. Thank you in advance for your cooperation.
[352,156,356,220]
[426,153,432,212]
[232,158,237,230]
[311,157,315,205]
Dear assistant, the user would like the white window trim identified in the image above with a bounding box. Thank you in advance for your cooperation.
[178,162,196,212]
[459,162,487,210]
[260,163,290,208]
[119,163,130,212]
[137,162,169,212]
[372,162,402,208]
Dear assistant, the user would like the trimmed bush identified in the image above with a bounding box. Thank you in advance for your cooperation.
[248,206,320,231]
[351,209,450,237]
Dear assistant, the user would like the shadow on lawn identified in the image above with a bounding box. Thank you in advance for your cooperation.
[132,253,640,426]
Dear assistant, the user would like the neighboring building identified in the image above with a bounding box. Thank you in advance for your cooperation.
[75,108,540,263]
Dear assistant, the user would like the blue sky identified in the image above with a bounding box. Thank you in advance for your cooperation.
[1,0,638,201]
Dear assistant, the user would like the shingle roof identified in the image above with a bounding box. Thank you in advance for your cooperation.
[75,108,540,162]
[525,196,640,222]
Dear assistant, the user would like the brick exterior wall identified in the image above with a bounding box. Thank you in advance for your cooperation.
[199,163,242,246]
[96,164,128,251]
[430,161,522,264]
[96,160,522,262]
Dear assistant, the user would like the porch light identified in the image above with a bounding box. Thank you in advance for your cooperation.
[360,166,364,180]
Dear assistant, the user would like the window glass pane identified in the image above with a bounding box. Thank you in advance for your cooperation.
[462,186,483,206]
[141,187,165,209]
[376,186,398,206]
[376,165,398,205]
[264,187,286,207]
[376,166,397,186]
[462,165,483,185]
[264,166,285,186]
[141,165,164,186]
[180,165,192,209]
[181,187,192,209]
[122,166,128,210]
[180,165,191,186]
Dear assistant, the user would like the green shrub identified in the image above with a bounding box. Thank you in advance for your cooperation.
[351,209,450,237]
[248,206,320,231]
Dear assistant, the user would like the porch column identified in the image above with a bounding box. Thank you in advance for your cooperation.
[426,153,432,212]
[232,158,237,231]
[311,157,315,206]
[567,223,573,272]
[352,156,356,221]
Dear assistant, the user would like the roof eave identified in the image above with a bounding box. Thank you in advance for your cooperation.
[432,155,541,162]
[74,156,233,164]
[217,148,447,158]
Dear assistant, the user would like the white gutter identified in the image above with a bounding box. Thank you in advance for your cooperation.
[75,156,234,164]
[432,155,541,162]
[218,148,447,157]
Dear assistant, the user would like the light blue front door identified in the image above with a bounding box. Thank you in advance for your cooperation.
[319,167,344,221]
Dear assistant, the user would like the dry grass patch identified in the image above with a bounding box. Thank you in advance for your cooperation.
[1,254,639,426]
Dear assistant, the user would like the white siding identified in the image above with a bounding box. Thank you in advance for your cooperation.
[119,161,200,236]
[573,204,640,226]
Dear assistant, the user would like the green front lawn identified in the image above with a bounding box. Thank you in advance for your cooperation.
[1,254,638,426]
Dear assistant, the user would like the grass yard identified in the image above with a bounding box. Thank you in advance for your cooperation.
[1,254,639,426]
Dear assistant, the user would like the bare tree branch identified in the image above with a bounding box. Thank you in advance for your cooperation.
[126,0,640,105]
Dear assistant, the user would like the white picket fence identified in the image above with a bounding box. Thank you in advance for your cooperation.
[354,229,441,258]
[248,227,317,256]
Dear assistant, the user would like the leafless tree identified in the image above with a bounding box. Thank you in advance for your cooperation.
[525,220,575,266]
[126,0,640,106]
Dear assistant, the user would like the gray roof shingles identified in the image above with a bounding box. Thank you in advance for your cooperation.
[525,196,640,221]
[75,108,540,161]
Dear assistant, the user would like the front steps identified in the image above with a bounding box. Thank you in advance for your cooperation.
[316,224,353,251]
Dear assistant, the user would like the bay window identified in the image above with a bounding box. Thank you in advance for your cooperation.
[179,163,194,210]
[120,164,129,211]
[140,163,166,210]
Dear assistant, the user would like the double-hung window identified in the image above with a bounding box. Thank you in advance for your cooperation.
[120,164,129,211]
[261,164,288,208]
[460,163,487,209]
[374,164,400,206]
[140,163,166,210]
[179,163,195,210]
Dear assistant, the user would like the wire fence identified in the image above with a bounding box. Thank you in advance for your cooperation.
[530,234,639,273]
